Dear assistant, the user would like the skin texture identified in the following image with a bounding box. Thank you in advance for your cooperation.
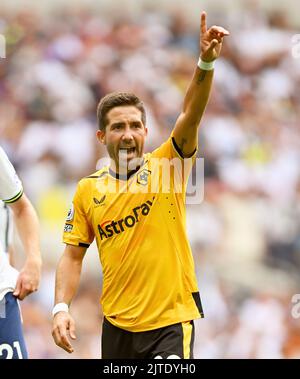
[97,106,148,174]
[52,244,86,353]
[172,11,230,157]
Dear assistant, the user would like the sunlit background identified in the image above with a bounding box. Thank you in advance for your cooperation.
[1,0,300,358]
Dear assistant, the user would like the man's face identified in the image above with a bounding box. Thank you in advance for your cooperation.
[97,105,148,172]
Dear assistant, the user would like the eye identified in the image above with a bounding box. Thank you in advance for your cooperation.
[132,122,142,129]
[112,123,123,130]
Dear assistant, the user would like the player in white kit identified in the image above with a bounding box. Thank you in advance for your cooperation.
[0,147,41,359]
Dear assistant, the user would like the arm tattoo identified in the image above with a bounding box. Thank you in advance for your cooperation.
[196,71,207,84]
[179,138,187,152]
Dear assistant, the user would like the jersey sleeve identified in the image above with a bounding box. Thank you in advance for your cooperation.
[0,147,23,203]
[63,180,94,247]
[151,134,197,187]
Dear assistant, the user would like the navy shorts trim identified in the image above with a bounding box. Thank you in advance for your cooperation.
[0,292,28,359]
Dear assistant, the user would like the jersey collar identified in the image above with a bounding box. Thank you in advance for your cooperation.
[109,158,145,181]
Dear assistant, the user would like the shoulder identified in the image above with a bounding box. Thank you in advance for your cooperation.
[0,147,23,202]
[76,167,109,192]
[0,147,19,182]
[149,136,176,159]
[0,146,8,160]
[84,166,109,180]
[150,134,195,160]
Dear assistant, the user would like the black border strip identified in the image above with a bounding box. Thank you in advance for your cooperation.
[192,292,204,318]
[171,137,197,159]
[78,242,90,248]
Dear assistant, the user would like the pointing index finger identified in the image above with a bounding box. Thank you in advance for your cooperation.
[201,11,207,34]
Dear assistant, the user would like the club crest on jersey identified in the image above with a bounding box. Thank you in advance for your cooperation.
[137,169,151,186]
[66,204,74,221]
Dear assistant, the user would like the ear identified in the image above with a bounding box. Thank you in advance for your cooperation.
[96,130,106,145]
[144,127,148,137]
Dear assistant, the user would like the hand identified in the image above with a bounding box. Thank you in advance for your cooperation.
[13,256,41,300]
[52,312,76,354]
[200,11,230,62]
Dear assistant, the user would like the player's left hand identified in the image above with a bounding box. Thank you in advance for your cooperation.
[200,11,230,62]
[52,312,76,354]
[13,256,41,300]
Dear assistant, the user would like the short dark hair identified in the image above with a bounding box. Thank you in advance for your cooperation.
[97,92,146,131]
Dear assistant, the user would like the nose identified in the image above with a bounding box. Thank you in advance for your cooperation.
[121,127,134,143]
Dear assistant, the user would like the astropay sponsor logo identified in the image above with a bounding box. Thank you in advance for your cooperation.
[98,198,154,240]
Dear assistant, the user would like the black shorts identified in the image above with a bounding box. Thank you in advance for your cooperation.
[101,318,195,359]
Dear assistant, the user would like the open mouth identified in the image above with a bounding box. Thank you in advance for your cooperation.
[119,147,136,155]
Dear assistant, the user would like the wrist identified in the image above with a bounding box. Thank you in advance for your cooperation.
[52,302,69,317]
[25,253,42,265]
[197,57,215,71]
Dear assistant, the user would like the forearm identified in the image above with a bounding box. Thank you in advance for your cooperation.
[12,195,41,262]
[181,11,229,126]
[55,253,83,305]
[181,66,214,126]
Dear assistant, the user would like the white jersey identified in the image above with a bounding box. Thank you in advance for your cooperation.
[0,202,12,254]
[0,147,23,301]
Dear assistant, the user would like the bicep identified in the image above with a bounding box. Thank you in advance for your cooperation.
[62,244,87,264]
[9,194,31,216]
[63,181,95,246]
[172,113,199,157]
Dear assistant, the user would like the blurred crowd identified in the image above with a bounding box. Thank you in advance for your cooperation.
[1,1,300,358]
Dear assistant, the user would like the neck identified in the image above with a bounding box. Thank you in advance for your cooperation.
[110,157,144,175]
[109,165,142,180]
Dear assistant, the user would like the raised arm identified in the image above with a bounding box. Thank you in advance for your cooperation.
[52,244,87,353]
[9,194,42,300]
[172,11,229,157]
